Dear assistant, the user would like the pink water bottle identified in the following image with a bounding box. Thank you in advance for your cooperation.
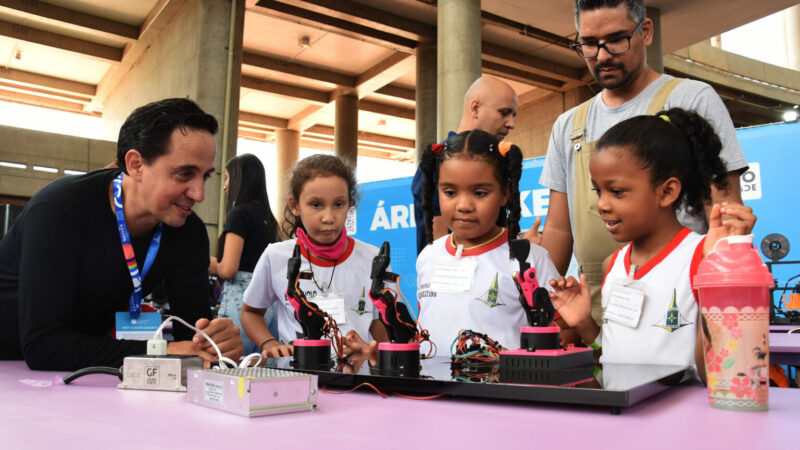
[693,235,773,411]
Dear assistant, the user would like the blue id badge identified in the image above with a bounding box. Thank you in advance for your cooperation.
[115,311,162,340]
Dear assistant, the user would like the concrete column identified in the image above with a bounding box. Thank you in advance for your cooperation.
[710,35,722,48]
[415,42,437,164]
[275,129,300,237]
[437,0,481,141]
[100,0,245,256]
[646,7,663,74]
[785,5,800,71]
[334,92,358,167]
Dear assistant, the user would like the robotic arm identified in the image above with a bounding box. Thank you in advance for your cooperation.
[285,244,329,340]
[509,239,555,327]
[368,241,417,343]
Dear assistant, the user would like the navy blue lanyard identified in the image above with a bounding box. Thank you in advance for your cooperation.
[112,173,162,318]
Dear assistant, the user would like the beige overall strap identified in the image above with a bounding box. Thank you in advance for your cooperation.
[645,77,683,115]
[569,98,593,145]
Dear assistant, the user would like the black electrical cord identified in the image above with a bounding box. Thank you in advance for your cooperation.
[63,366,122,384]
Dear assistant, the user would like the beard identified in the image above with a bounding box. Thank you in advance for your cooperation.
[591,61,637,90]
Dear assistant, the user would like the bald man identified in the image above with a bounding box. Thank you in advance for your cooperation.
[412,76,518,254]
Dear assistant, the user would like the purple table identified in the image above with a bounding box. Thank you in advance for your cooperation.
[770,332,800,365]
[770,324,800,332]
[2,361,800,448]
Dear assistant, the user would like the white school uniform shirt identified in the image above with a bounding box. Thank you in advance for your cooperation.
[416,229,560,354]
[599,227,705,369]
[243,237,380,346]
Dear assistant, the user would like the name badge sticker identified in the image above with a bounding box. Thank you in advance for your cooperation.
[429,256,477,293]
[314,293,347,325]
[115,311,162,340]
[604,285,645,328]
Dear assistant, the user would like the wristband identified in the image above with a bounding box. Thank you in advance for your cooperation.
[259,338,279,350]
[588,341,601,351]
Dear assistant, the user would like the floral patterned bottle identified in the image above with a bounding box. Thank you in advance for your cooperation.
[694,235,773,411]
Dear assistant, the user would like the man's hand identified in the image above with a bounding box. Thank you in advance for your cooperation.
[704,203,757,257]
[193,318,243,361]
[167,341,218,368]
[521,216,542,246]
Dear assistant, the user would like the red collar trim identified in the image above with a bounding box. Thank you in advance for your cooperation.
[445,229,508,257]
[624,227,691,280]
[298,237,355,267]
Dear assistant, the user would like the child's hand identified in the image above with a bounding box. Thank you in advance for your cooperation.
[548,274,592,329]
[343,330,378,357]
[704,203,757,256]
[262,342,294,358]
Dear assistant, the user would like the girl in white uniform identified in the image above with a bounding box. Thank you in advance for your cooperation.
[241,155,387,358]
[417,129,560,353]
[548,108,755,381]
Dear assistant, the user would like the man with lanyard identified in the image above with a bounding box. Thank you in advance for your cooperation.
[0,98,242,370]
[537,0,748,325]
[412,76,520,254]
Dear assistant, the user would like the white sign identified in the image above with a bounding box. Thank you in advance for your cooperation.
[740,162,762,201]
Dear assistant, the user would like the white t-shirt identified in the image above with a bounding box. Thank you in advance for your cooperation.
[416,230,560,354]
[243,238,380,345]
[599,227,704,369]
[540,74,748,235]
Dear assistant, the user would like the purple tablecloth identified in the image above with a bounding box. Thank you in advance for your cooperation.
[2,361,800,448]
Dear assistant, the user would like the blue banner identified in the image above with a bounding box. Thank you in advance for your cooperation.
[352,158,547,315]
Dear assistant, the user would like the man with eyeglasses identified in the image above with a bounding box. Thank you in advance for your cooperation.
[537,0,748,326]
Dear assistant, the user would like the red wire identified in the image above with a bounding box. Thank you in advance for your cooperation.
[387,392,445,400]
[322,382,388,398]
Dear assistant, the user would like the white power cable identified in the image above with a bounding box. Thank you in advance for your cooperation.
[152,316,262,369]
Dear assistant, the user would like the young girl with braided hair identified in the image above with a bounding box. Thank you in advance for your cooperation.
[549,108,755,381]
[416,129,560,353]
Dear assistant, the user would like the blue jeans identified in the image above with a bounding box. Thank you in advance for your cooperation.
[218,271,278,355]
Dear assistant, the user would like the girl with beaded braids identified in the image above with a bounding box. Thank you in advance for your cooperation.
[416,129,560,354]
[549,108,756,382]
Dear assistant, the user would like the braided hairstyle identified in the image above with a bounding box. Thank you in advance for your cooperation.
[420,129,523,256]
[282,154,358,238]
[595,107,730,217]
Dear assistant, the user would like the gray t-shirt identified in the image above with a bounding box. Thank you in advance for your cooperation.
[539,74,748,235]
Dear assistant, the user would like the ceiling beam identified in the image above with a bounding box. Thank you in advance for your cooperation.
[356,52,414,98]
[0,67,95,97]
[0,19,122,62]
[480,11,573,49]
[92,0,188,110]
[482,60,564,91]
[0,80,91,104]
[241,75,330,103]
[0,0,139,42]
[0,88,89,113]
[358,99,414,120]
[239,111,289,129]
[252,0,418,52]
[482,42,581,83]
[306,125,414,149]
[375,84,415,101]
[242,51,357,87]
[289,0,435,41]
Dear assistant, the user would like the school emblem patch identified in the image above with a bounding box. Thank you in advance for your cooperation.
[475,273,505,308]
[352,287,372,315]
[653,289,692,332]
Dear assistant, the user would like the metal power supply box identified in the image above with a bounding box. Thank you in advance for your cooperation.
[186,367,318,417]
[118,355,203,392]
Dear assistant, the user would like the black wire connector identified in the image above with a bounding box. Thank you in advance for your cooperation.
[63,366,122,384]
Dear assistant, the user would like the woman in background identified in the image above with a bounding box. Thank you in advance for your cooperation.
[209,153,279,355]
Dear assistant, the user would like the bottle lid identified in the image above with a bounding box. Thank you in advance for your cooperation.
[693,235,773,288]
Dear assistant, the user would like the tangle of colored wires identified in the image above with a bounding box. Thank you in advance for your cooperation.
[385,275,437,359]
[450,329,505,363]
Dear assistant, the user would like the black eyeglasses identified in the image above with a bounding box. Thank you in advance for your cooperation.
[571,18,645,59]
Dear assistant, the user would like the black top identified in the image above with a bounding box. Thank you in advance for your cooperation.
[221,203,271,274]
[0,169,212,370]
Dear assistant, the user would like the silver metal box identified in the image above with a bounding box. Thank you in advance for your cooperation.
[118,355,203,392]
[186,367,318,417]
